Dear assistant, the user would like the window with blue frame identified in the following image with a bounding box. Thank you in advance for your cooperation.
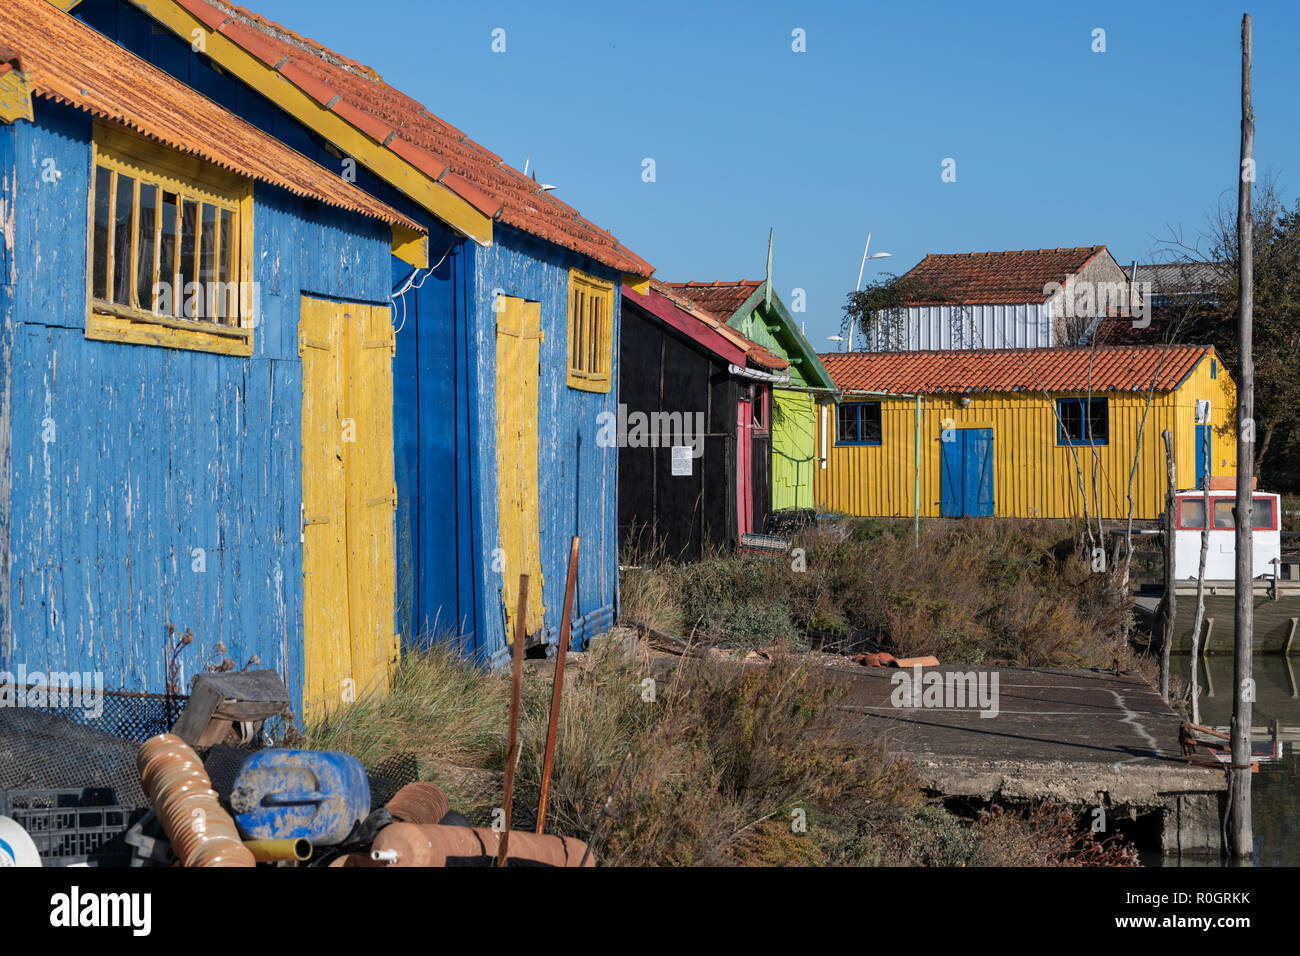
[837,402,882,445]
[1057,397,1109,445]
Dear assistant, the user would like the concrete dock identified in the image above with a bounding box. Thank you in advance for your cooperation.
[826,665,1229,854]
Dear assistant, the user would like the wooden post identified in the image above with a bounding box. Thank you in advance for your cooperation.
[1160,429,1176,701]
[1229,12,1255,860]
[536,536,581,834]
[497,574,528,867]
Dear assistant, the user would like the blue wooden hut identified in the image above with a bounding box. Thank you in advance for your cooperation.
[58,0,653,677]
[0,0,425,720]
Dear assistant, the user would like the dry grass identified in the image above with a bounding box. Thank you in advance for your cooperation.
[512,645,926,866]
[621,518,1129,668]
[302,632,1140,867]
[304,642,508,773]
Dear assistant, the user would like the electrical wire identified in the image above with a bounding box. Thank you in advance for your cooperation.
[390,238,456,335]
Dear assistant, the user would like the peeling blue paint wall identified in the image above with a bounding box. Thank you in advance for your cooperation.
[392,231,481,656]
[473,225,620,665]
[78,0,483,666]
[0,100,393,718]
[76,0,621,669]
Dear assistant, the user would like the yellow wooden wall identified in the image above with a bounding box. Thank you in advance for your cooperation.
[495,297,546,638]
[300,297,398,721]
[815,355,1236,520]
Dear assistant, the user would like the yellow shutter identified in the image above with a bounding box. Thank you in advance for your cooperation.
[345,302,399,698]
[300,297,397,721]
[300,298,349,720]
[495,297,546,639]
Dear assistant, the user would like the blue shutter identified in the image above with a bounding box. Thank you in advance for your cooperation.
[962,429,995,517]
[940,432,962,517]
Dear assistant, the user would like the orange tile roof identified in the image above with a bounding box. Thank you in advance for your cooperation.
[0,0,421,231]
[647,280,787,370]
[900,247,1109,305]
[168,0,651,276]
[818,345,1211,395]
[664,280,764,322]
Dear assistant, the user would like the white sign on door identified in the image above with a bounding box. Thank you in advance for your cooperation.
[671,445,693,476]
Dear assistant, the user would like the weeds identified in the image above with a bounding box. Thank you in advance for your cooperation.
[304,642,507,773]
[622,518,1129,667]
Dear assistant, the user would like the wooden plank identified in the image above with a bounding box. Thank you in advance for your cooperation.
[300,296,348,720]
[495,297,545,640]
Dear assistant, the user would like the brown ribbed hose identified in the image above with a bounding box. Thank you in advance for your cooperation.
[137,733,255,868]
[370,822,594,867]
[384,782,451,825]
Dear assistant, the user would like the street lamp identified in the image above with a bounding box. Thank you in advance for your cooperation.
[855,231,893,292]
[850,232,892,351]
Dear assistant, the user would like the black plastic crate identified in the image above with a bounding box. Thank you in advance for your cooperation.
[0,788,143,866]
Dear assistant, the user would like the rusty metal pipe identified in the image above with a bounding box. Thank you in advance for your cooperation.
[243,838,312,862]
[371,822,593,867]
[384,782,450,825]
[498,574,528,866]
[137,733,255,868]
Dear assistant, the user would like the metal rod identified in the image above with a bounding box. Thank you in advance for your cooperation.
[498,574,528,867]
[580,749,633,868]
[537,537,581,834]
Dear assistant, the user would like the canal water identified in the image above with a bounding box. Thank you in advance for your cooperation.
[1167,654,1300,866]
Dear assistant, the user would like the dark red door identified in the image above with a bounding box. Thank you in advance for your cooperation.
[737,399,753,538]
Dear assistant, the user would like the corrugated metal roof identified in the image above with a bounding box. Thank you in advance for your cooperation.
[165,0,651,276]
[819,344,1211,395]
[665,280,763,322]
[900,247,1108,305]
[1122,261,1226,296]
[0,0,422,231]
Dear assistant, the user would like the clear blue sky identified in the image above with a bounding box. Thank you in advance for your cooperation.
[251,0,1297,347]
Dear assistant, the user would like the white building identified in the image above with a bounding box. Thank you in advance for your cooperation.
[861,245,1137,351]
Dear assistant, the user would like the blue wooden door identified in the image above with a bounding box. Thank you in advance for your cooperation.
[1195,424,1209,489]
[941,429,995,517]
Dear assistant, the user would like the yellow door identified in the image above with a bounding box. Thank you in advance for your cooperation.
[495,296,545,640]
[300,296,398,721]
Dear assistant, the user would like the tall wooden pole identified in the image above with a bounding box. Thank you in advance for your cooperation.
[536,536,581,834]
[1160,430,1176,701]
[1229,12,1255,860]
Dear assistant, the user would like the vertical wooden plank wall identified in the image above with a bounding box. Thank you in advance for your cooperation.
[473,226,620,664]
[772,389,815,511]
[1,100,393,719]
[814,357,1235,521]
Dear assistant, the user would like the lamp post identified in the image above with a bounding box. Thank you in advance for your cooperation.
[851,232,892,351]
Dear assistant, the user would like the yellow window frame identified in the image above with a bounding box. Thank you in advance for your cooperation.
[565,267,614,393]
[85,122,256,356]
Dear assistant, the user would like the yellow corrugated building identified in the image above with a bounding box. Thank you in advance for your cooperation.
[815,345,1235,520]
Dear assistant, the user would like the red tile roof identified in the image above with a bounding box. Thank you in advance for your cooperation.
[664,280,764,322]
[0,0,421,230]
[168,0,652,276]
[642,280,788,370]
[819,345,1211,395]
[900,247,1109,305]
